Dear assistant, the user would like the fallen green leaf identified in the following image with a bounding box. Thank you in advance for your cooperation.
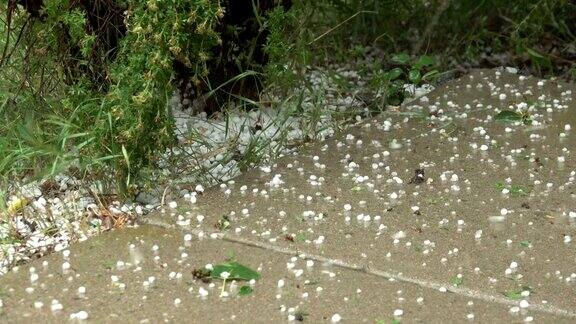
[210,262,260,281]
[391,53,410,65]
[414,55,435,69]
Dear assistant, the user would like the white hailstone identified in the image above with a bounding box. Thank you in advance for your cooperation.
[467,313,475,320]
[521,290,530,297]
[474,230,483,239]
[34,301,43,309]
[50,299,63,312]
[78,286,86,294]
[564,235,571,243]
[390,139,403,149]
[519,300,530,308]
[390,192,398,199]
[499,93,507,100]
[63,250,71,258]
[184,234,192,241]
[152,245,159,252]
[480,144,488,151]
[270,174,284,187]
[450,174,459,182]
[190,195,197,204]
[199,287,209,297]
[393,309,404,316]
[565,124,572,131]
[331,314,342,323]
[278,279,285,288]
[30,273,39,283]
[220,271,230,280]
[168,201,178,209]
[306,260,314,267]
[195,184,205,193]
[393,231,406,240]
[439,287,447,292]
[62,262,71,270]
[500,208,508,216]
[505,67,518,74]
[343,204,352,211]
[70,311,89,320]
[510,261,518,269]
[174,298,181,306]
[524,316,534,322]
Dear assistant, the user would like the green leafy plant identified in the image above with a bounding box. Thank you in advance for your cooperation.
[369,53,438,106]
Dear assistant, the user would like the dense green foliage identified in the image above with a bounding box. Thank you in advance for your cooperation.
[1,0,574,195]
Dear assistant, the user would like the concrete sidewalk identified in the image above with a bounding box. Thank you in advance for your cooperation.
[1,69,575,323]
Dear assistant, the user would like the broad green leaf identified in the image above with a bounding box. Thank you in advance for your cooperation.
[386,68,403,81]
[414,55,435,69]
[408,69,421,83]
[391,53,410,65]
[238,285,253,296]
[210,262,260,281]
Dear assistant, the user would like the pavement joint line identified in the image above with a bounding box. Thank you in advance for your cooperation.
[139,217,576,319]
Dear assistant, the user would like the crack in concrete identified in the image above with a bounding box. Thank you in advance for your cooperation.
[139,217,576,319]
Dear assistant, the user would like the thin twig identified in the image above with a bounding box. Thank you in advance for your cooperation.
[308,10,376,46]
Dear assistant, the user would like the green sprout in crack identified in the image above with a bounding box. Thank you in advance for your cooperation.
[504,286,533,300]
[450,275,464,287]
